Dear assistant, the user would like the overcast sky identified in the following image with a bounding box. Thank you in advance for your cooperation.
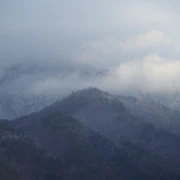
[1,0,180,94]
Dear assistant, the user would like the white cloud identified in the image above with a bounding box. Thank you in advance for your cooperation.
[100,54,180,93]
[75,30,169,68]
[74,36,122,68]
[30,73,100,96]
[120,30,169,52]
[32,54,180,95]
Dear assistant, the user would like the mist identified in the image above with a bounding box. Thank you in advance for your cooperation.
[1,0,180,95]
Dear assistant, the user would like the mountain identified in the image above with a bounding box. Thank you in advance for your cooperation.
[9,108,180,180]
[0,88,180,179]
[118,95,180,135]
[44,88,180,165]
[0,120,64,180]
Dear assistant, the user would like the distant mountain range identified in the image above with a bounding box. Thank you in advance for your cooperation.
[0,88,180,179]
[44,88,180,164]
[0,95,179,179]
[1,63,180,179]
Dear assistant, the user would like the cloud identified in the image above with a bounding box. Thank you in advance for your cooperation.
[74,36,122,68]
[99,54,180,94]
[119,30,169,52]
[28,54,180,96]
[29,71,102,96]
[30,74,87,95]
[75,30,169,68]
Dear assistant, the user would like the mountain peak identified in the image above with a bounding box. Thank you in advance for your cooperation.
[70,87,113,99]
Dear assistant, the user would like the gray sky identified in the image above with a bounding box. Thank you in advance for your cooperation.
[1,0,180,94]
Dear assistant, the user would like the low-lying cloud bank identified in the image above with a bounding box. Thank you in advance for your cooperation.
[100,54,180,94]
[29,54,180,96]
[24,29,180,96]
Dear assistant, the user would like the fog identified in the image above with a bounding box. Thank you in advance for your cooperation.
[1,0,180,95]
